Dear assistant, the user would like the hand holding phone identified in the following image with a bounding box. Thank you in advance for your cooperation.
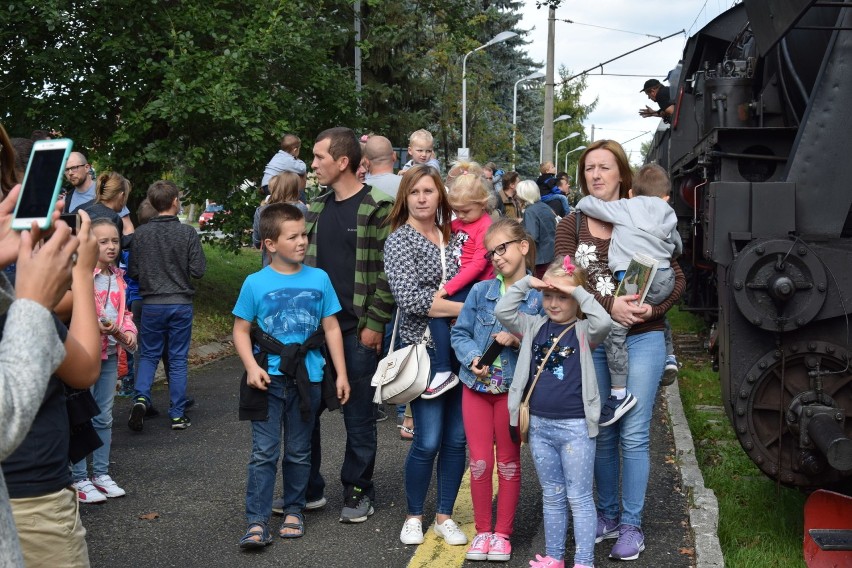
[12,139,74,231]
[477,339,504,368]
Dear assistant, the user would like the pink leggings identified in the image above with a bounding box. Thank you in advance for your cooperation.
[462,387,522,536]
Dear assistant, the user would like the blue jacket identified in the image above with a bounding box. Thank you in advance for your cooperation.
[523,201,559,266]
[451,278,543,392]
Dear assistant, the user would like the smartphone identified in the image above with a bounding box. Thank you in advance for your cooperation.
[58,213,80,235]
[477,339,504,368]
[11,138,74,230]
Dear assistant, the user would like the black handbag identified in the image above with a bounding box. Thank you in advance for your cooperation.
[66,387,104,463]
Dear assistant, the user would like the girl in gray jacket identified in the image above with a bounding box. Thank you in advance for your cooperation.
[495,256,611,568]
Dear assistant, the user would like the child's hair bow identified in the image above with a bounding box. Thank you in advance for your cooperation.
[563,256,577,275]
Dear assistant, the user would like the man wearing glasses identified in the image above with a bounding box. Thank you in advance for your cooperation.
[64,152,132,232]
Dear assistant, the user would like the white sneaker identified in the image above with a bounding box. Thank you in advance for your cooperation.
[400,518,424,545]
[433,518,468,545]
[91,474,126,498]
[73,479,107,504]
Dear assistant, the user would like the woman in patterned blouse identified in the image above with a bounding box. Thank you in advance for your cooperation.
[384,165,469,549]
[553,140,685,561]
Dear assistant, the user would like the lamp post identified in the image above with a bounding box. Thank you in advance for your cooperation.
[512,71,545,170]
[540,114,571,163]
[554,132,581,172]
[461,30,518,160]
[566,145,587,185]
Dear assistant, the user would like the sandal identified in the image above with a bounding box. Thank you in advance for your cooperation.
[239,523,273,549]
[279,512,305,538]
[400,425,414,440]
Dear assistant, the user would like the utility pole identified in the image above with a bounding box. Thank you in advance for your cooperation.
[542,6,556,165]
[591,124,596,142]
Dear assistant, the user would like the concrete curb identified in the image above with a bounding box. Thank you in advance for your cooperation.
[665,381,726,567]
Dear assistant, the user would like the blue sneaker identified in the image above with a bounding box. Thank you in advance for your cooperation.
[595,512,619,543]
[599,391,637,427]
[609,524,645,560]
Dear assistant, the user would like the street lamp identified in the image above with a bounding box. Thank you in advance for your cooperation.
[554,132,581,171]
[461,30,518,159]
[512,70,545,170]
[565,145,587,185]
[540,114,571,163]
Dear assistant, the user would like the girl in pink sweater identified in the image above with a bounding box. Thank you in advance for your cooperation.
[424,173,494,399]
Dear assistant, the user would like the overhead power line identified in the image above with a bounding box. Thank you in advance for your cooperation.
[557,19,662,40]
[559,30,685,86]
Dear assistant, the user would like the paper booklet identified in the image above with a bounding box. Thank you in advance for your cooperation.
[615,252,659,306]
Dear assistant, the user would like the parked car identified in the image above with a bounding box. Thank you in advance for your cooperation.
[198,203,224,229]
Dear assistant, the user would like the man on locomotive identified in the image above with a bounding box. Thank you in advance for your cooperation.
[638,79,674,122]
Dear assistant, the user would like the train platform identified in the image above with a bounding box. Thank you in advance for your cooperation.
[79,353,721,567]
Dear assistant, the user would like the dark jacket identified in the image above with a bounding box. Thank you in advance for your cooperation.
[128,215,206,304]
[238,328,341,421]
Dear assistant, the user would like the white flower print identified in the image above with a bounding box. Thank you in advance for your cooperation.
[575,243,598,268]
[595,275,615,296]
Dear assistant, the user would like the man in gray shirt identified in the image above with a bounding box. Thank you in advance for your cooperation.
[363,136,401,201]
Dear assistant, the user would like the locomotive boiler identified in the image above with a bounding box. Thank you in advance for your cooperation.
[648,0,852,490]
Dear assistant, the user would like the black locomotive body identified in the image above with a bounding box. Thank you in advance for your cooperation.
[648,0,852,488]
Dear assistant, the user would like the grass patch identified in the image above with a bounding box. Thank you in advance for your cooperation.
[670,307,807,568]
[192,245,261,346]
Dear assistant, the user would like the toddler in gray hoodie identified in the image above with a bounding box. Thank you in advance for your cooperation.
[575,163,681,427]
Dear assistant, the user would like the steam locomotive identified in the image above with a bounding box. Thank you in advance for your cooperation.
[647,0,852,491]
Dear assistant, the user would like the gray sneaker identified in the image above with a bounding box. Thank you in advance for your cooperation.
[273,496,326,515]
[339,487,374,523]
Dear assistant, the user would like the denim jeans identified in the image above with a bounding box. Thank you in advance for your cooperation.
[427,287,469,373]
[528,415,596,565]
[405,346,467,516]
[134,303,192,419]
[246,376,321,523]
[593,331,665,528]
[71,353,118,481]
[307,332,378,501]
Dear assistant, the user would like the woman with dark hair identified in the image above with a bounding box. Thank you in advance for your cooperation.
[498,171,522,219]
[383,165,468,549]
[0,125,17,197]
[554,139,685,561]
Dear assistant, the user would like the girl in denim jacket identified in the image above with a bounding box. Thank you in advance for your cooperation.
[450,218,542,563]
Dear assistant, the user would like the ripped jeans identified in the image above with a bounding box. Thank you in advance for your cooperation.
[528,415,596,566]
[461,387,521,536]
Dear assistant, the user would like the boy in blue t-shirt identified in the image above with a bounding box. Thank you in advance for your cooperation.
[232,203,349,548]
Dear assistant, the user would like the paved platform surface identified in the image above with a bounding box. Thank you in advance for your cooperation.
[81,355,696,567]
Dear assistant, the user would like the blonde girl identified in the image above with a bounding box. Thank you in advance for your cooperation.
[495,256,612,568]
[450,218,541,562]
[70,218,137,502]
[424,173,494,399]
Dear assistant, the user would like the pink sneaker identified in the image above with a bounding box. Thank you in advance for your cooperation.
[529,554,564,568]
[488,533,512,561]
[465,532,491,561]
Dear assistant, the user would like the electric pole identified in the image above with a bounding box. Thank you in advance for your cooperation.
[542,6,556,165]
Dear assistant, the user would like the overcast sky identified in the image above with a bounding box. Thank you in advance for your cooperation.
[518,0,736,165]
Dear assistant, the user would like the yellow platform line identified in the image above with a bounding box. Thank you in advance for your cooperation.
[407,468,499,568]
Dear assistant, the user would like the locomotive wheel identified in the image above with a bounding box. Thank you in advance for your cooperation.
[734,341,852,487]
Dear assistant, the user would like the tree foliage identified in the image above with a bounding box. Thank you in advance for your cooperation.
[2,0,592,249]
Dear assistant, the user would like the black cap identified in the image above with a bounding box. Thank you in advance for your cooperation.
[641,79,662,92]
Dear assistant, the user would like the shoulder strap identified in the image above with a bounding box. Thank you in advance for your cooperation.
[522,321,577,404]
[575,210,583,240]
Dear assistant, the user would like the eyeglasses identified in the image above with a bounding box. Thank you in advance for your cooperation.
[484,239,521,262]
[64,164,87,174]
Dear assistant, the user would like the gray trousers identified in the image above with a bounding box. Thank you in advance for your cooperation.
[604,267,675,389]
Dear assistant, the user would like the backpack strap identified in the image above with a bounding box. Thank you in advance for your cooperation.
[575,210,583,241]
